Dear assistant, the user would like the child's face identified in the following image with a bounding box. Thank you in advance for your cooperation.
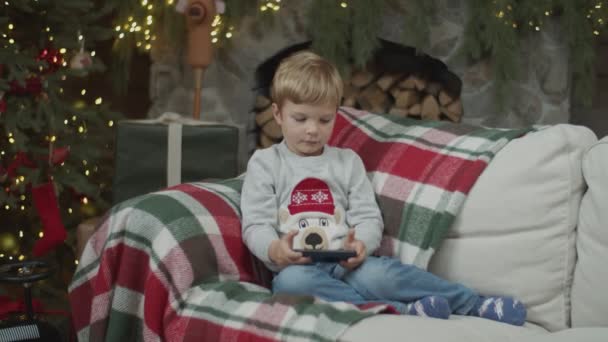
[273,100,336,157]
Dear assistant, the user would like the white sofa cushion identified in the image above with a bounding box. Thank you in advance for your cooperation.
[571,136,608,327]
[428,125,597,332]
[340,314,545,342]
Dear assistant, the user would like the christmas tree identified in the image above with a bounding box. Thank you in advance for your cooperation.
[0,0,122,262]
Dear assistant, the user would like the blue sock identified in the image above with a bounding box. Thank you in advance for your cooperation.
[468,296,526,326]
[406,296,450,319]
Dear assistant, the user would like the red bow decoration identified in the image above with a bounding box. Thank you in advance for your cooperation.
[8,76,43,96]
[1,146,70,180]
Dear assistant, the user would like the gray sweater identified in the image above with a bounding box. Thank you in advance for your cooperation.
[241,141,383,271]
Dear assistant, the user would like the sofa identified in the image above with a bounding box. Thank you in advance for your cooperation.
[71,109,608,341]
[340,123,608,341]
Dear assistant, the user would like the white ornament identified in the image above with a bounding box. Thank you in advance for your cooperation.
[70,51,92,70]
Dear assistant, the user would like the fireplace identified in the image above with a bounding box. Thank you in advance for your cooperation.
[252,40,464,148]
[147,0,572,171]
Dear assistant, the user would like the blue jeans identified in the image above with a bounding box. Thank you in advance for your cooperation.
[272,256,478,314]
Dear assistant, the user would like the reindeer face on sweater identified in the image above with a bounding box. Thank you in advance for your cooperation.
[278,178,348,250]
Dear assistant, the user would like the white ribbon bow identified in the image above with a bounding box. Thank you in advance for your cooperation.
[175,0,226,14]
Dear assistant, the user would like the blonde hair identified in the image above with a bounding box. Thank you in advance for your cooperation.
[270,51,343,109]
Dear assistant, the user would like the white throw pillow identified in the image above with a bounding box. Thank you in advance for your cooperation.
[571,137,608,327]
[428,124,597,332]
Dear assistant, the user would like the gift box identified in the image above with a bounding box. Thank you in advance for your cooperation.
[112,113,239,204]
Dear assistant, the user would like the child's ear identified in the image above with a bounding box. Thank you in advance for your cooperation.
[272,103,282,125]
[279,208,289,224]
[334,208,342,225]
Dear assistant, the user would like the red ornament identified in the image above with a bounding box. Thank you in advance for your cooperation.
[37,48,64,74]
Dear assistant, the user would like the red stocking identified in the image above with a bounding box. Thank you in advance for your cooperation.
[32,181,67,257]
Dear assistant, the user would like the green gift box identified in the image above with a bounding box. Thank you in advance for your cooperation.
[112,113,239,204]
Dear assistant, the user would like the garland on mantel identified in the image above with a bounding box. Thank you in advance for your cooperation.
[111,0,607,106]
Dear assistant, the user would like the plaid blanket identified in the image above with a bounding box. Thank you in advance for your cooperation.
[69,179,388,342]
[69,108,531,341]
[329,107,532,268]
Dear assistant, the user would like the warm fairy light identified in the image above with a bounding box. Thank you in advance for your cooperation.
[64,119,69,125]
[341,2,348,8]
[68,208,73,214]
[38,231,44,238]
[50,135,56,142]
[78,126,85,133]
[18,255,25,261]
[19,230,23,238]
[95,97,103,105]
[81,89,87,95]
[108,120,114,127]
[8,23,13,30]
[85,170,90,176]
[82,197,89,204]
[75,259,79,265]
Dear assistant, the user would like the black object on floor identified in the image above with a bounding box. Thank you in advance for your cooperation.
[0,260,62,342]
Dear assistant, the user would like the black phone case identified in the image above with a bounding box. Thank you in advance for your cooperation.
[295,249,357,262]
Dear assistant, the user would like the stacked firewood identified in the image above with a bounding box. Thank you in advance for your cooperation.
[254,71,463,149]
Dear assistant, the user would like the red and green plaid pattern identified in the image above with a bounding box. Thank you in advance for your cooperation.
[329,107,532,268]
[69,179,386,342]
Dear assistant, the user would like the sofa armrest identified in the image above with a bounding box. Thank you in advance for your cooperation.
[571,136,608,327]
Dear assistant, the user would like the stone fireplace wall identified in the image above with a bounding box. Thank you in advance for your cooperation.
[148,0,571,171]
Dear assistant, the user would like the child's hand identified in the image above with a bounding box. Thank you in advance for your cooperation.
[340,229,367,270]
[268,230,312,269]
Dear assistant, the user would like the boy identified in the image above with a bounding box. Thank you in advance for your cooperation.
[241,51,526,325]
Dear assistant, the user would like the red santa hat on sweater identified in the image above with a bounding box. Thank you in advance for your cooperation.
[288,178,335,215]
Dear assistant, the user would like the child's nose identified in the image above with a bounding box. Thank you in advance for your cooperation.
[306,122,319,135]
